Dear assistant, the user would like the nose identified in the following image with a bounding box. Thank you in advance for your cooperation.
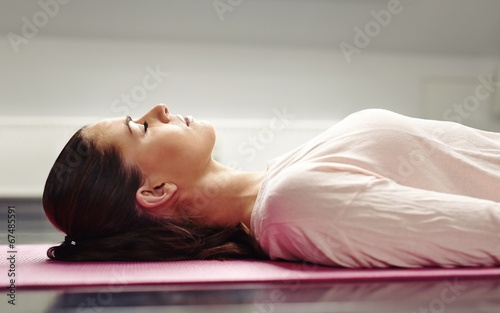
[140,104,170,124]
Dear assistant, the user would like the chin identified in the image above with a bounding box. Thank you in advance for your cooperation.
[199,119,215,134]
[195,120,217,148]
[207,123,217,147]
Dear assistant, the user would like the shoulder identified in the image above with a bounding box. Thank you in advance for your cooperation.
[330,109,436,147]
[339,109,409,129]
[313,109,413,145]
[348,108,405,120]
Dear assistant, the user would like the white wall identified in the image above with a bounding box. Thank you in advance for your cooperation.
[1,37,499,197]
[1,37,499,120]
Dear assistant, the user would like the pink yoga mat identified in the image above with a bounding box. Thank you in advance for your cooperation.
[1,244,500,288]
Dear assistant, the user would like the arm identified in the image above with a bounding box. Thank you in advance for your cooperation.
[261,168,500,268]
[335,176,500,267]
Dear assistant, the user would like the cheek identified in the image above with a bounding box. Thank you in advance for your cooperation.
[141,127,214,170]
[126,142,167,174]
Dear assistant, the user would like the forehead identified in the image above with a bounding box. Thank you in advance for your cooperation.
[82,117,125,149]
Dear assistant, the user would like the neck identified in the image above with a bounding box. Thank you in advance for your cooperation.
[183,160,265,230]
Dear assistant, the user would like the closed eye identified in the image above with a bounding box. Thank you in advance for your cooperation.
[125,116,148,134]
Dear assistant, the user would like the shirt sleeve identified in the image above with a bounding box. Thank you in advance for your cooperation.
[259,166,500,268]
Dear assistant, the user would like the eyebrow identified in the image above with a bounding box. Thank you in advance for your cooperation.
[125,116,133,134]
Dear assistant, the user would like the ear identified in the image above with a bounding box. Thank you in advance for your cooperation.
[136,181,178,209]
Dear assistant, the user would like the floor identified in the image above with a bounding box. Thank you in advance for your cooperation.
[2,199,500,313]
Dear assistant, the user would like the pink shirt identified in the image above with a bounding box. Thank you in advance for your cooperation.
[250,109,500,268]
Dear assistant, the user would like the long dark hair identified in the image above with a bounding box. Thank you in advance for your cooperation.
[43,128,268,261]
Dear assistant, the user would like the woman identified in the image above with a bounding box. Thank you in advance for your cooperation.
[43,104,500,268]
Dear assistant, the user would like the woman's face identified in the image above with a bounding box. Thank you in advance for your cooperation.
[84,104,216,189]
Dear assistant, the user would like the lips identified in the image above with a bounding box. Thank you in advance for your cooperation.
[177,114,192,127]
